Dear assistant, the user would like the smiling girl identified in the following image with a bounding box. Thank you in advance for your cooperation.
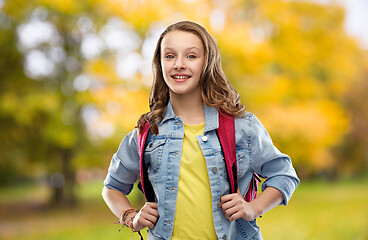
[102,21,299,240]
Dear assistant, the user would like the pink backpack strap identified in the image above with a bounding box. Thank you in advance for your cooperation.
[137,121,155,202]
[217,111,238,194]
[244,172,261,202]
[218,110,259,202]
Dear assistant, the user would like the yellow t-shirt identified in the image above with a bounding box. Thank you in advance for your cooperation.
[171,123,217,239]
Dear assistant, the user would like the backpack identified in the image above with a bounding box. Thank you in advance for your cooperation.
[137,110,260,203]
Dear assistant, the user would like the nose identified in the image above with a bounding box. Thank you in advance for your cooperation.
[174,57,186,70]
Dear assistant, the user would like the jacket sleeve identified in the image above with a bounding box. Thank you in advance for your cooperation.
[249,114,300,205]
[103,128,140,195]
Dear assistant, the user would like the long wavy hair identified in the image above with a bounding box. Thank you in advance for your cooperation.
[137,21,246,134]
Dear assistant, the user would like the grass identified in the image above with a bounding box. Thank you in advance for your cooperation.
[258,178,368,240]
[0,181,148,240]
[0,177,367,240]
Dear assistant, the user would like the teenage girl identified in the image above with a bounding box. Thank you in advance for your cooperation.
[102,21,299,240]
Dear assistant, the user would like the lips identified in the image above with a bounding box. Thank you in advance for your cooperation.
[171,74,191,81]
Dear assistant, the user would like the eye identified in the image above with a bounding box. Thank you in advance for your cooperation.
[165,54,175,59]
[187,54,196,59]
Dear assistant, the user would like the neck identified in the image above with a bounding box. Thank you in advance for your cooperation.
[169,91,205,125]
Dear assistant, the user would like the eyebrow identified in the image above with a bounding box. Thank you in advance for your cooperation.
[162,47,201,52]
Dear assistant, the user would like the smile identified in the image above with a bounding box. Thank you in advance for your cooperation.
[172,75,191,79]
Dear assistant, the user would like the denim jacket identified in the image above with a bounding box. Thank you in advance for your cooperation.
[104,101,299,240]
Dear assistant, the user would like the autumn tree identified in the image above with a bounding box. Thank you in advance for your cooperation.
[1,1,112,205]
[212,0,363,178]
[0,0,366,209]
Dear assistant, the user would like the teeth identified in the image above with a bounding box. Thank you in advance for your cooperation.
[172,75,190,79]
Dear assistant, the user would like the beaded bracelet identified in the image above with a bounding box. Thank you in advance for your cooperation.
[118,208,138,230]
[114,208,143,239]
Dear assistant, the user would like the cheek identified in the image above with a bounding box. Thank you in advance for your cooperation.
[193,62,204,76]
[161,61,170,76]
[160,63,171,84]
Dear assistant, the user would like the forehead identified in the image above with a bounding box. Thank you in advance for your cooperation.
[161,30,204,51]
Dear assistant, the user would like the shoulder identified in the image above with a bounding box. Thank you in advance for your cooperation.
[116,128,139,156]
[234,111,259,128]
[234,112,270,141]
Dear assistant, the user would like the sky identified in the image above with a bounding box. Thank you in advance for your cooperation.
[311,0,368,49]
[343,0,368,49]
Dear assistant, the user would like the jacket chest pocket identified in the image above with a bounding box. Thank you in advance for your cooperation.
[236,150,249,178]
[144,138,166,173]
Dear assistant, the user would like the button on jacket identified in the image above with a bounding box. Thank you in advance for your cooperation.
[104,101,300,240]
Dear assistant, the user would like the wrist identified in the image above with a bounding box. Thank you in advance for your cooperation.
[126,212,137,222]
[249,201,263,220]
[127,212,139,232]
[120,208,139,231]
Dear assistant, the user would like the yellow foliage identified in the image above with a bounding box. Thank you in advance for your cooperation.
[84,0,363,176]
[84,57,149,130]
[2,0,364,176]
[259,100,349,170]
[38,0,83,14]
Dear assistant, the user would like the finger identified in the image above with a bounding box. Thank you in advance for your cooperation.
[149,206,159,217]
[221,200,235,211]
[140,211,159,224]
[220,194,232,203]
[142,206,159,218]
[142,205,157,215]
[137,217,156,229]
[146,202,158,209]
[220,193,236,203]
[222,194,244,208]
[219,196,232,209]
[224,205,239,219]
[228,211,243,222]
[142,202,156,211]
[136,211,158,228]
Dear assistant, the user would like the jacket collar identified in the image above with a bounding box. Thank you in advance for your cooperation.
[203,102,219,132]
[161,100,176,123]
[161,100,219,132]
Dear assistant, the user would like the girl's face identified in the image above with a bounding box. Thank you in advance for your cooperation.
[160,30,205,99]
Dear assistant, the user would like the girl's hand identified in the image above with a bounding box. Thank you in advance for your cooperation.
[132,202,159,231]
[218,193,258,222]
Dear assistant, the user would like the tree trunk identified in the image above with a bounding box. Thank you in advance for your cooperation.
[50,148,77,207]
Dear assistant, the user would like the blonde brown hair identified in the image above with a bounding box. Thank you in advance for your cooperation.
[137,21,246,134]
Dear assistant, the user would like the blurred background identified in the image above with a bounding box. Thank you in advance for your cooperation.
[0,0,367,239]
